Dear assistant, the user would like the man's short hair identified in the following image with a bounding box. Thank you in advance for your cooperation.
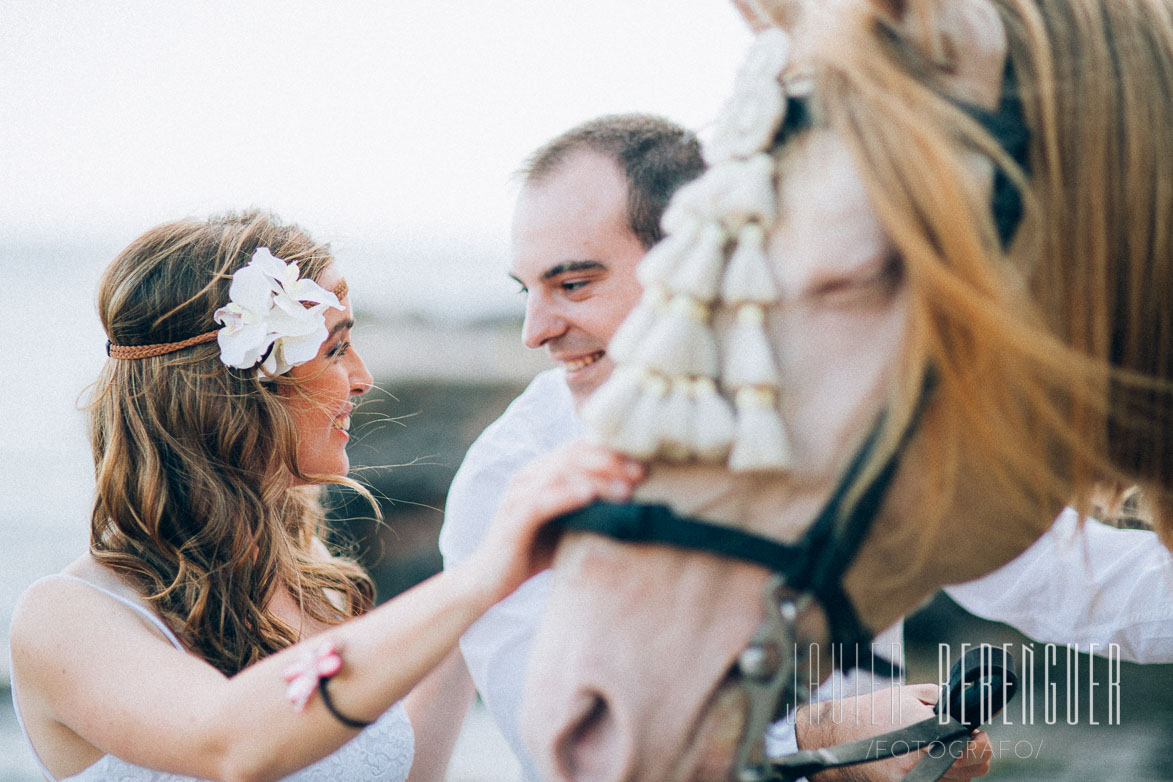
[521,114,705,249]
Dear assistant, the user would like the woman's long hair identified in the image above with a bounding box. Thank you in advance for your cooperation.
[765,0,1173,549]
[89,210,374,676]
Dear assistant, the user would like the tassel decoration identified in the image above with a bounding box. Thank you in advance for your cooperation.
[660,181,709,237]
[691,378,736,462]
[658,378,698,462]
[608,287,667,364]
[582,26,798,473]
[711,154,779,232]
[606,373,670,460]
[581,366,646,444]
[668,223,728,302]
[722,304,780,388]
[721,223,778,305]
[638,219,702,287]
[637,296,718,378]
[728,386,793,472]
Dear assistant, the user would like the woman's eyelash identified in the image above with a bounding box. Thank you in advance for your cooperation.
[329,341,351,358]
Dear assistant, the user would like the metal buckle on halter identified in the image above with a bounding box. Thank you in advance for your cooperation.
[733,577,1020,782]
[734,574,812,782]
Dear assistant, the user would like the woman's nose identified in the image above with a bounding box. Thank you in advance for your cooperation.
[348,346,374,396]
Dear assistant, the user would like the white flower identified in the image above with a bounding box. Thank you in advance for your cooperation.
[703,28,791,166]
[213,247,342,375]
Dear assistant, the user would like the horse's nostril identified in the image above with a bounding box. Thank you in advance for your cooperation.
[555,692,630,782]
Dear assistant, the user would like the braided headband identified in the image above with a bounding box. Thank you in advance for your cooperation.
[106,247,348,376]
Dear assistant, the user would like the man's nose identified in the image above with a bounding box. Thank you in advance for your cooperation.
[522,294,568,349]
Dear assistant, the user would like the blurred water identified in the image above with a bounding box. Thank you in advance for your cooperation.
[1,249,107,680]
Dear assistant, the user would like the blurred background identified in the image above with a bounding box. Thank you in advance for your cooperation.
[0,3,749,778]
[1,2,1170,780]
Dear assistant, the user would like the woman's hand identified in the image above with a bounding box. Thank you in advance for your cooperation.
[465,441,645,602]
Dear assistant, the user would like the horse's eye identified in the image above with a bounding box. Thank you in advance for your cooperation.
[812,251,903,307]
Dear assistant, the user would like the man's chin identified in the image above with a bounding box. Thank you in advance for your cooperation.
[564,357,613,410]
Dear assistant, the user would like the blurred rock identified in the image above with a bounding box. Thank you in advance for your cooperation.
[321,315,549,601]
[326,379,530,601]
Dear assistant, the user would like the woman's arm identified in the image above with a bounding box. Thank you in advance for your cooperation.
[10,443,642,782]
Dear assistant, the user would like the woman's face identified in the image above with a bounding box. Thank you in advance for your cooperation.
[283,264,373,479]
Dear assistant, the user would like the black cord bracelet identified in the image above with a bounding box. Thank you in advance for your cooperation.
[317,676,375,730]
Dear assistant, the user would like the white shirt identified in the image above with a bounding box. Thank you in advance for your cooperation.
[439,370,579,778]
[440,368,1173,774]
[946,506,1173,661]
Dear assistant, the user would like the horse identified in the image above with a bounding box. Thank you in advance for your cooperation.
[518,0,1173,779]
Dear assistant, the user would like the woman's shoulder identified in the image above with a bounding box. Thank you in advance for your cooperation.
[11,555,101,631]
[10,556,178,665]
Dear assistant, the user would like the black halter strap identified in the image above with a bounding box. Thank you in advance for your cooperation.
[776,62,1030,250]
[559,499,900,680]
[957,61,1031,249]
[557,377,934,680]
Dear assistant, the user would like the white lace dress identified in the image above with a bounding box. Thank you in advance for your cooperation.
[10,575,415,782]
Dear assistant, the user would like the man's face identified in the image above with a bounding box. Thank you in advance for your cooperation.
[510,150,646,407]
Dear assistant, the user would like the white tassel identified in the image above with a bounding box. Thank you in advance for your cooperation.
[608,287,667,364]
[660,182,707,236]
[658,378,697,462]
[637,296,719,378]
[722,304,780,388]
[637,221,698,287]
[668,223,728,302]
[606,373,669,460]
[581,366,645,444]
[735,28,792,91]
[728,386,793,472]
[713,154,778,232]
[690,378,735,462]
[721,223,778,305]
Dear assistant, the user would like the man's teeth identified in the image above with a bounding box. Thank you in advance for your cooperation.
[333,415,351,432]
[564,352,603,372]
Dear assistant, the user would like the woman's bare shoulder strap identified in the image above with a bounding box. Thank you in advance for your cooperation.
[38,573,184,650]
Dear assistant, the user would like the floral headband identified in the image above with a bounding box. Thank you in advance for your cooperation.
[106,247,347,376]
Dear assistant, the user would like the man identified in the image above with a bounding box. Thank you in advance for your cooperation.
[439,114,705,777]
[440,113,1173,779]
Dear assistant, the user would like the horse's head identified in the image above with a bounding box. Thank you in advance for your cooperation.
[520,0,1173,779]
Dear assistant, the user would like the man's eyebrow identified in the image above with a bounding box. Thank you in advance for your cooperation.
[539,260,607,281]
[328,318,355,338]
[508,260,608,288]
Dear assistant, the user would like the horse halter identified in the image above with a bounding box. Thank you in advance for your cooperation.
[557,394,919,780]
[556,394,1020,781]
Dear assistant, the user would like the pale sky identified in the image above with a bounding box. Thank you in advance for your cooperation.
[1,1,751,251]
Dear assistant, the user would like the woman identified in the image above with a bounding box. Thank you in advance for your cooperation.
[7,211,643,782]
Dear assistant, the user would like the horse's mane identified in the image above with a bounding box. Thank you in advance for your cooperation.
[783,0,1173,553]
